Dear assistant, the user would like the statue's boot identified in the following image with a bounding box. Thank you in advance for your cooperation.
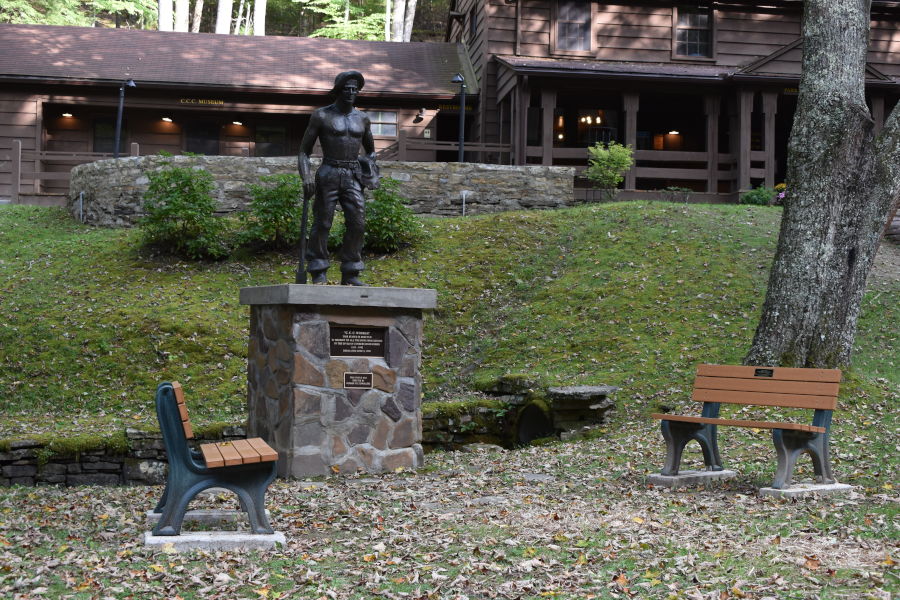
[310,270,328,284]
[341,272,366,286]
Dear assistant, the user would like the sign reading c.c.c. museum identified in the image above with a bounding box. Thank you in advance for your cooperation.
[179,98,225,105]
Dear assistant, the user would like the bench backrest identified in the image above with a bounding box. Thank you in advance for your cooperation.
[171,381,194,439]
[693,364,841,410]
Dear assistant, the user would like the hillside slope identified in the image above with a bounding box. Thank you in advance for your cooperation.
[0,203,896,438]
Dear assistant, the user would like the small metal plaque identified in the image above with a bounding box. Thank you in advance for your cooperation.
[754,368,775,378]
[344,372,373,389]
[329,326,386,357]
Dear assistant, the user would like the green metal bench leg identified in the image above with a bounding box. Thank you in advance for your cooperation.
[660,421,723,476]
[772,429,835,489]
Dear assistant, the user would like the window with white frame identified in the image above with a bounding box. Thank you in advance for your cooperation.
[368,110,398,137]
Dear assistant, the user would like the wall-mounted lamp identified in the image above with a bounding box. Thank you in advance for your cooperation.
[232,120,243,126]
[62,112,73,118]
[412,108,426,124]
[668,130,680,135]
[162,117,173,122]
[557,133,564,140]
[114,79,136,159]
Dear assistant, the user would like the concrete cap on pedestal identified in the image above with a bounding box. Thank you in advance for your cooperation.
[240,284,437,309]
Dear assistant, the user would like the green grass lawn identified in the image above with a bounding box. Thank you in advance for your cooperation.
[1,202,896,439]
[1,202,897,599]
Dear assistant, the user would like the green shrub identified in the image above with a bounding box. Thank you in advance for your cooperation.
[739,185,776,206]
[141,156,230,259]
[328,177,426,254]
[584,141,634,200]
[239,174,304,249]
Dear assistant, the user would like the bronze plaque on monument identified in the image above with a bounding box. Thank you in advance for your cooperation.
[344,372,374,389]
[329,326,386,357]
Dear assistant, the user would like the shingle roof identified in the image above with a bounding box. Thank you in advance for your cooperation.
[496,55,733,82]
[0,24,472,98]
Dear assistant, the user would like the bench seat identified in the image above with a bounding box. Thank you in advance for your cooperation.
[200,438,278,468]
[650,413,826,433]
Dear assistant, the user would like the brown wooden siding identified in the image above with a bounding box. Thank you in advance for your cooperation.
[0,94,39,197]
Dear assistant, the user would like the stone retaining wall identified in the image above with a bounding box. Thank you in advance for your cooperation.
[67,156,575,227]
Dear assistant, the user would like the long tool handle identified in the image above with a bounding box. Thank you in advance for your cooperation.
[295,188,311,284]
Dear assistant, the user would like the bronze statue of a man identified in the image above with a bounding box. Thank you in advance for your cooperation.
[298,70,379,286]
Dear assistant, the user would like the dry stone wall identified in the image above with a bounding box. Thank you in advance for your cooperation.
[67,156,575,227]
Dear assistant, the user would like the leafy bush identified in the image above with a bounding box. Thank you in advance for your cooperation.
[739,186,776,206]
[141,157,230,259]
[239,174,303,249]
[584,141,634,199]
[328,177,427,253]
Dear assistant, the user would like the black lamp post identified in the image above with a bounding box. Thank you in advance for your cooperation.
[113,79,136,158]
[451,73,466,163]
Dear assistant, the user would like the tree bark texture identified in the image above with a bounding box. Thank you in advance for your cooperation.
[745,0,900,368]
[190,0,204,32]
[253,0,266,35]
[158,0,174,30]
[215,0,233,33]
[174,0,189,31]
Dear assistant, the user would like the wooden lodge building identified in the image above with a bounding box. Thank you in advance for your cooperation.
[1,1,899,203]
[444,0,900,199]
[0,24,477,201]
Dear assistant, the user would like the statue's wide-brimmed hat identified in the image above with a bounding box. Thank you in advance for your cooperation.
[331,71,365,95]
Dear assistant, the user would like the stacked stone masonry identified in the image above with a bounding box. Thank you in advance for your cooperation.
[0,427,247,487]
[68,156,575,227]
[246,303,426,477]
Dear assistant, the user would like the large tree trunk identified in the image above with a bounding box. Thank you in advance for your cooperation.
[391,0,405,41]
[253,0,266,35]
[215,0,233,34]
[174,0,189,30]
[158,0,174,30]
[402,0,417,41]
[190,0,204,32]
[745,0,900,368]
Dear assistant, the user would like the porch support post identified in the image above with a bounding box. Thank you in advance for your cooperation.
[762,91,778,188]
[515,76,530,165]
[623,92,639,191]
[737,89,753,193]
[541,89,556,166]
[704,95,720,195]
[11,139,21,204]
[871,95,885,135]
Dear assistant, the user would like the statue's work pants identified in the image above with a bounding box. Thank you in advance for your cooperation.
[306,163,365,275]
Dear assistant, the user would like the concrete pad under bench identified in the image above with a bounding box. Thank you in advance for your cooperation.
[648,469,738,487]
[143,530,285,551]
[146,509,270,526]
[758,482,853,498]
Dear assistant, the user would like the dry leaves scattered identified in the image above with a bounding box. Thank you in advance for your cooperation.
[1,419,897,599]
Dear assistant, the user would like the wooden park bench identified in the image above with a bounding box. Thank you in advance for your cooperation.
[151,381,278,536]
[650,364,841,489]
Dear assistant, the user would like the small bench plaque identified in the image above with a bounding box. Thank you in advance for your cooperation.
[330,326,386,357]
[344,372,374,389]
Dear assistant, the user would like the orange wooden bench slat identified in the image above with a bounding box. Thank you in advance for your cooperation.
[230,439,261,464]
[214,442,243,466]
[200,443,225,468]
[696,364,842,383]
[650,413,826,433]
[247,437,279,462]
[694,376,840,398]
[692,388,837,410]
[171,381,194,439]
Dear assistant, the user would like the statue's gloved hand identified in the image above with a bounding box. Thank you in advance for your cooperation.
[303,180,316,199]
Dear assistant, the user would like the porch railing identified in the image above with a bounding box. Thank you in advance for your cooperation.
[379,132,513,164]
[4,140,140,203]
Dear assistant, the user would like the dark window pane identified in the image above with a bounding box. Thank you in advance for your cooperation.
[93,119,115,153]
[557,0,591,51]
[256,125,286,156]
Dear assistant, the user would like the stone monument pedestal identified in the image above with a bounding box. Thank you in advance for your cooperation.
[240,284,437,477]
